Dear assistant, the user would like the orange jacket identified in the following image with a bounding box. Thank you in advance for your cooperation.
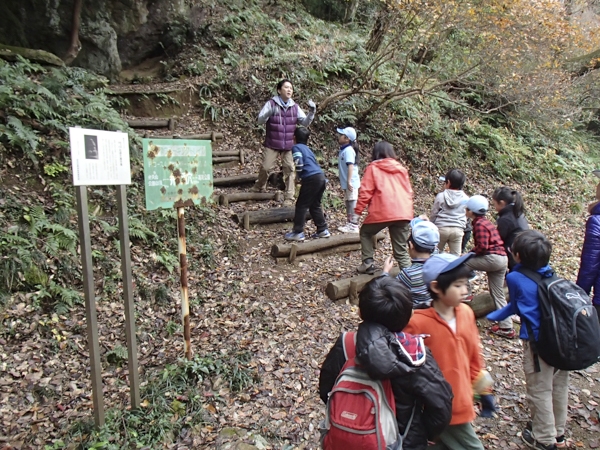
[404,304,483,425]
[355,158,413,224]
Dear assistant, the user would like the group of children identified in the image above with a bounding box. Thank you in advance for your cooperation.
[320,227,567,449]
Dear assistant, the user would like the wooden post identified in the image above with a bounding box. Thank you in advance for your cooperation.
[75,186,105,427]
[349,280,359,305]
[177,207,192,360]
[243,213,250,231]
[116,186,140,409]
[240,148,245,165]
[289,244,299,263]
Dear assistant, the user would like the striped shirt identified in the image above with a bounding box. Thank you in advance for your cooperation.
[396,258,432,307]
[471,215,506,256]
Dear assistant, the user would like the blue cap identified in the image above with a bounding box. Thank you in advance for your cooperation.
[337,127,357,142]
[466,195,489,215]
[409,219,440,250]
[422,252,474,288]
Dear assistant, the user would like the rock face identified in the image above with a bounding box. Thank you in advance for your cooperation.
[0,0,191,78]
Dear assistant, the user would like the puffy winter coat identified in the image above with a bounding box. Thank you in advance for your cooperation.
[496,204,529,269]
[257,96,313,150]
[577,201,600,305]
[319,322,453,449]
[354,158,413,224]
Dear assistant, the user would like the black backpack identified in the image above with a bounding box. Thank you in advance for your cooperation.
[517,267,600,371]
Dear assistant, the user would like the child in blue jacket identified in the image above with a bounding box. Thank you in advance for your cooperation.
[576,178,600,318]
[487,230,568,450]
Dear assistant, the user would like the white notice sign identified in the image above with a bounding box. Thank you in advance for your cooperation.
[69,128,131,186]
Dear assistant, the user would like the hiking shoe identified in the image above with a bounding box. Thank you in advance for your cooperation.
[490,324,516,339]
[250,184,266,193]
[522,427,557,449]
[357,261,375,275]
[283,199,295,207]
[525,423,566,448]
[284,232,305,241]
[338,222,359,233]
[311,229,331,239]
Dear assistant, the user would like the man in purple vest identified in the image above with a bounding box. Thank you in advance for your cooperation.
[251,79,316,206]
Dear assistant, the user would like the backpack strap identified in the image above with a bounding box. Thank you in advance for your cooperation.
[515,267,543,372]
[342,331,357,361]
[401,403,417,441]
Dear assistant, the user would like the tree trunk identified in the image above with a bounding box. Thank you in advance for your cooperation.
[366,5,391,53]
[275,243,361,264]
[344,0,360,22]
[467,288,508,318]
[213,174,258,187]
[63,0,83,65]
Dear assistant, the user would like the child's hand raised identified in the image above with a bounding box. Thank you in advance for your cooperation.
[383,255,394,274]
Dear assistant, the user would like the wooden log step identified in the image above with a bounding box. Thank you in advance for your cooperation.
[220,192,282,207]
[213,174,257,187]
[275,243,361,264]
[127,118,175,130]
[271,232,385,258]
[213,150,241,157]
[326,267,400,301]
[143,133,224,141]
[233,208,310,229]
[467,288,508,318]
[213,156,239,164]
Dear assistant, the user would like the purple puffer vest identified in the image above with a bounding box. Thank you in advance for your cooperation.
[264,99,298,151]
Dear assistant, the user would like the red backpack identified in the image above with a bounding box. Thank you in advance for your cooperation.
[322,332,414,450]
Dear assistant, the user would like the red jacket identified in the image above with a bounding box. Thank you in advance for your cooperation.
[355,158,413,224]
[404,304,483,425]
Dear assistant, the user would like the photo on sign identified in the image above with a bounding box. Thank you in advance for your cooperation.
[84,135,99,160]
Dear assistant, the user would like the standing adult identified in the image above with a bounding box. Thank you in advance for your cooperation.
[354,141,414,274]
[251,79,316,206]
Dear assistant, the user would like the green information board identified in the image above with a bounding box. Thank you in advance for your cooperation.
[142,139,213,211]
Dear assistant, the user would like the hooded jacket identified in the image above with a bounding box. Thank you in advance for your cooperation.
[430,189,469,229]
[319,322,453,449]
[577,201,600,305]
[404,304,483,425]
[354,158,413,224]
[257,96,314,151]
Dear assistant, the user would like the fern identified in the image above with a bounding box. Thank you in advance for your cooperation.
[129,216,158,242]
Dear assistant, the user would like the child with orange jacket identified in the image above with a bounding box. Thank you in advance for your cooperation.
[405,252,493,450]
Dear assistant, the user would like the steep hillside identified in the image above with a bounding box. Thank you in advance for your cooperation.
[2,1,600,449]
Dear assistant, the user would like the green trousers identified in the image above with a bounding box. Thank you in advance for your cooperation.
[359,220,411,269]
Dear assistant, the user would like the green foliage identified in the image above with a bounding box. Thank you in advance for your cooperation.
[0,57,134,166]
[66,352,258,448]
[32,280,82,315]
[106,345,128,366]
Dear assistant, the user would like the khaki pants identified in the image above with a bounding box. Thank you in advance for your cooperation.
[465,254,510,329]
[255,148,295,200]
[438,226,464,256]
[523,341,569,446]
[360,221,411,269]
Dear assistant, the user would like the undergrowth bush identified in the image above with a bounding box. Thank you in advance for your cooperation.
[58,352,259,449]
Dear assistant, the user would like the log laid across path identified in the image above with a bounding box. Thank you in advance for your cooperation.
[326,267,400,303]
[213,174,258,187]
[271,232,385,258]
[467,288,508,318]
[220,192,282,206]
[233,207,311,230]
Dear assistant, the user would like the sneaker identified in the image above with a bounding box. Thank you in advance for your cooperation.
[284,231,305,241]
[250,184,266,193]
[338,222,359,233]
[283,199,295,207]
[490,324,516,338]
[512,314,521,324]
[522,427,557,449]
[525,423,566,449]
[357,261,375,275]
[311,229,331,239]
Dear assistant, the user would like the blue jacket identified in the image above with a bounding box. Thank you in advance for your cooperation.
[292,143,322,180]
[487,264,554,340]
[577,202,600,305]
